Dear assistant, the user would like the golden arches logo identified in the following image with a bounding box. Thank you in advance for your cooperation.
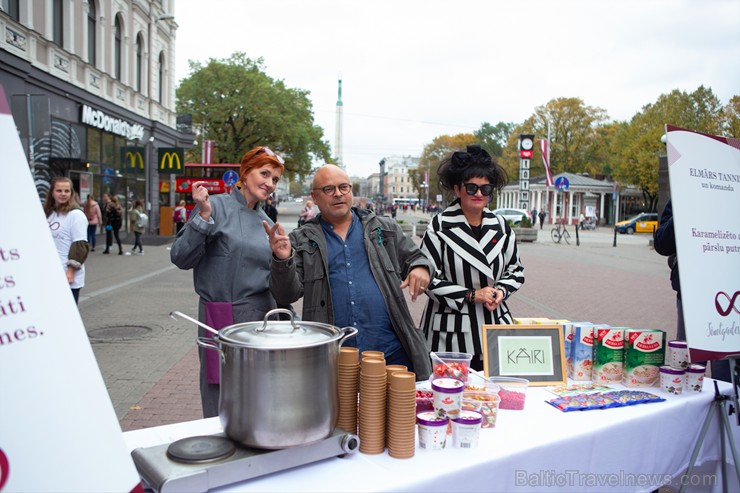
[159,151,182,171]
[125,150,144,170]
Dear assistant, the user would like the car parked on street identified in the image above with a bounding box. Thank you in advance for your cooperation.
[492,208,531,225]
[615,212,658,234]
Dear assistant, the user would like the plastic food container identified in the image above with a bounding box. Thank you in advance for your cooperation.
[432,377,464,418]
[667,340,689,369]
[490,376,529,410]
[462,383,500,428]
[417,411,449,450]
[659,365,685,395]
[431,352,473,383]
[685,364,706,392]
[451,410,483,448]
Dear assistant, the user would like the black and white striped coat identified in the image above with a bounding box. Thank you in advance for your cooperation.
[420,200,525,367]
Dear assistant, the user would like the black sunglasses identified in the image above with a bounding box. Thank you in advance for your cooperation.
[463,183,494,196]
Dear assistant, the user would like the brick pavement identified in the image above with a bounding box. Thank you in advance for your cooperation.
[105,221,680,432]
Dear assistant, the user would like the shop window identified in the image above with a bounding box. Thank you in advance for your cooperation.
[87,128,102,163]
[1,0,19,21]
[102,133,115,165]
[87,1,96,65]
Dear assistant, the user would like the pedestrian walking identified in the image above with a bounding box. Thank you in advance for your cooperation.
[538,209,546,230]
[129,199,146,254]
[174,200,187,234]
[263,195,278,223]
[45,177,90,304]
[83,194,102,251]
[297,200,316,226]
[103,195,123,255]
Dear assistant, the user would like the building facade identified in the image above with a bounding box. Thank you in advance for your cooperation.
[0,0,194,232]
[498,171,645,226]
[384,155,420,204]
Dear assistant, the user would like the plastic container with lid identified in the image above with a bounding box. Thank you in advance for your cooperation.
[451,410,483,448]
[462,383,500,428]
[659,365,685,395]
[430,352,473,383]
[431,377,464,418]
[490,376,529,410]
[667,340,689,370]
[685,364,706,392]
[416,411,448,450]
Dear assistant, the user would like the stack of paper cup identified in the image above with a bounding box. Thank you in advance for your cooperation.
[386,370,417,459]
[385,365,407,443]
[358,356,387,454]
[337,347,360,433]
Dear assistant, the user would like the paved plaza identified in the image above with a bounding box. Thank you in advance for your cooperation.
[78,208,680,431]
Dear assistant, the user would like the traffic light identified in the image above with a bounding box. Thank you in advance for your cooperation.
[519,134,534,159]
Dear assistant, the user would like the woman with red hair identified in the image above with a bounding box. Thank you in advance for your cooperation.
[171,146,285,417]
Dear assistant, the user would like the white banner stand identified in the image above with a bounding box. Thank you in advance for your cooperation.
[666,125,740,493]
[0,85,142,491]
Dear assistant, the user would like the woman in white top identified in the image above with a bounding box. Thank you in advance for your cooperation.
[44,177,90,304]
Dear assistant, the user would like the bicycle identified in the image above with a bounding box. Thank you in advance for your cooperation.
[551,221,571,244]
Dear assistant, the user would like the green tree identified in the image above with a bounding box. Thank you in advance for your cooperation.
[499,98,609,180]
[176,52,331,177]
[721,95,740,138]
[474,121,515,158]
[613,86,725,211]
[413,133,476,204]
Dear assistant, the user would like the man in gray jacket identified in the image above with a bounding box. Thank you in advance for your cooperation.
[263,165,433,379]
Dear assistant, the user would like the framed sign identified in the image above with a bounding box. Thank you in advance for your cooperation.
[481,324,567,386]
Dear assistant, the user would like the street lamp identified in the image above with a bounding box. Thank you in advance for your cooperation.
[146,11,174,235]
[379,158,386,206]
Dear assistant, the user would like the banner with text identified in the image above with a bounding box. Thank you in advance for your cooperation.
[666,125,740,362]
[0,85,142,491]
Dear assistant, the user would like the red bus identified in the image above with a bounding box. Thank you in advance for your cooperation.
[175,163,240,195]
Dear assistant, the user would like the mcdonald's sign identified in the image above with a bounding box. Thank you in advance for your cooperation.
[120,147,145,174]
[158,147,185,175]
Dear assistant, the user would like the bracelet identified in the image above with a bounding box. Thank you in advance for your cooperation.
[469,289,476,303]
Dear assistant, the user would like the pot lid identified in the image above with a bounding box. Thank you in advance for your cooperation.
[218,309,343,349]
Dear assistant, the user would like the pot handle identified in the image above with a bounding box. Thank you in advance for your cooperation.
[258,308,300,332]
[338,326,359,347]
[196,336,225,364]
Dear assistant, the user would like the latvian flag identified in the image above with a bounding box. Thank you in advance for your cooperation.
[540,139,554,187]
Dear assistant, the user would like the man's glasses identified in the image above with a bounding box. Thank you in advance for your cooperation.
[463,183,494,196]
[256,146,285,165]
[313,183,352,196]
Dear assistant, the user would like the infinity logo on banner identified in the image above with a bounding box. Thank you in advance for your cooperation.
[715,291,740,316]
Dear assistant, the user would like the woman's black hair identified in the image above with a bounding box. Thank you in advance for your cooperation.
[437,144,509,193]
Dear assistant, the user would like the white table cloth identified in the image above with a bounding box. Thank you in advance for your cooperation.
[124,379,739,493]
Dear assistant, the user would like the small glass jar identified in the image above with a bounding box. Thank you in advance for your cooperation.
[667,340,689,369]
[660,365,685,395]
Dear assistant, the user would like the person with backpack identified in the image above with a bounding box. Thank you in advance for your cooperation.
[129,199,146,255]
[174,200,187,234]
[103,195,123,255]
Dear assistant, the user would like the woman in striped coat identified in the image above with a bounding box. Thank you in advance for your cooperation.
[420,145,524,371]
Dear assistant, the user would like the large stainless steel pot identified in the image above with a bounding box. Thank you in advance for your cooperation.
[172,309,357,450]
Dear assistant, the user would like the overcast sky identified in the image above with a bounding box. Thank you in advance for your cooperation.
[173,0,740,177]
